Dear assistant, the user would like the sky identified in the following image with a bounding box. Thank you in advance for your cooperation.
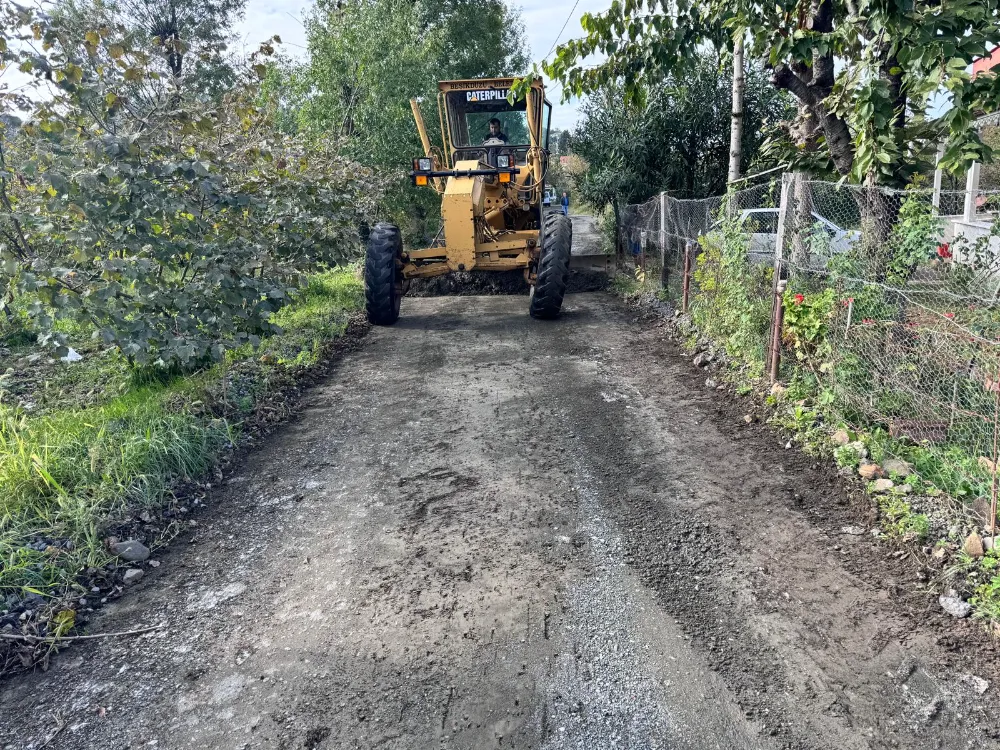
[232,0,610,131]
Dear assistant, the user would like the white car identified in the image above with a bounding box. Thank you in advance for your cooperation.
[721,208,860,265]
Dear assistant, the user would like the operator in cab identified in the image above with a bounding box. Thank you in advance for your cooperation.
[483,117,508,144]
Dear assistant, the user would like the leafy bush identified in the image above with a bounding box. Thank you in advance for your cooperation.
[692,209,773,377]
[834,443,862,468]
[878,494,930,540]
[971,562,1000,623]
[782,287,836,373]
[882,181,945,285]
[1,10,379,368]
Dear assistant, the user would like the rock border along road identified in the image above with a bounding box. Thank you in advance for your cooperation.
[1,294,998,749]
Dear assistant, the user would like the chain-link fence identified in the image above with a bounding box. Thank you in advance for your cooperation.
[621,172,1000,532]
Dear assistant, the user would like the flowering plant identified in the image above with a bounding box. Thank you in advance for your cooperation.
[783,288,836,366]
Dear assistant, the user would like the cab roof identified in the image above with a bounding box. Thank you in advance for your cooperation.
[437,78,545,94]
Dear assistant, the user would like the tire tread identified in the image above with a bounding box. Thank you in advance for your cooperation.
[529,213,572,319]
[365,223,402,325]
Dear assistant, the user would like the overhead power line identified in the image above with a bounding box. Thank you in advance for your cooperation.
[543,0,582,63]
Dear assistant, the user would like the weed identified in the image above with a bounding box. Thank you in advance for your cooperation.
[611,274,640,297]
[691,216,773,379]
[878,494,930,540]
[834,443,862,469]
[971,573,1000,622]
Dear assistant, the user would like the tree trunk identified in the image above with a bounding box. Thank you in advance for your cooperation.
[728,36,745,186]
[860,184,902,282]
[684,139,697,197]
[769,0,855,178]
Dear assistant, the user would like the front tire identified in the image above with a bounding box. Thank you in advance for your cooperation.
[529,213,572,319]
[365,223,403,325]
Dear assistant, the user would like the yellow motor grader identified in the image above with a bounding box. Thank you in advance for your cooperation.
[364,77,572,324]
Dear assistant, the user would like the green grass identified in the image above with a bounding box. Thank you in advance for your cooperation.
[0,267,363,606]
[251,268,363,366]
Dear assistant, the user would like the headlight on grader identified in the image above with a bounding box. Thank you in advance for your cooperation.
[415,157,433,171]
[496,154,510,169]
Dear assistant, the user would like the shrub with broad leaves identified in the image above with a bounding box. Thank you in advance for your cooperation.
[1,8,380,367]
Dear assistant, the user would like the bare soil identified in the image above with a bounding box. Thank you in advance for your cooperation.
[1,293,997,750]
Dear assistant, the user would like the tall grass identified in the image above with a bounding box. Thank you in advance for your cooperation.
[0,267,362,604]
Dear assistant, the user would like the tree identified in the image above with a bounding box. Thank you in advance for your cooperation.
[297,0,440,170]
[571,85,652,257]
[545,0,1000,187]
[285,0,530,242]
[728,36,744,184]
[557,129,570,155]
[1,7,378,366]
[415,0,529,80]
[573,53,791,202]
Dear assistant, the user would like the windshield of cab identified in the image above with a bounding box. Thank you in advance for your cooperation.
[445,88,546,149]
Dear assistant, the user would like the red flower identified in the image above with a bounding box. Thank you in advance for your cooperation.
[862,318,875,325]
[841,297,854,307]
[944,312,955,319]
[793,293,805,305]
[937,243,952,259]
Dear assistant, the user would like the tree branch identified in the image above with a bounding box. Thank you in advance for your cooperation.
[771,64,817,105]
[771,65,855,177]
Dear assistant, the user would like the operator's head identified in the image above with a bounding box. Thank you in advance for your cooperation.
[488,118,502,136]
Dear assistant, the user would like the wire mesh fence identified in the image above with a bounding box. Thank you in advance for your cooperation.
[621,172,1000,531]
[619,181,781,301]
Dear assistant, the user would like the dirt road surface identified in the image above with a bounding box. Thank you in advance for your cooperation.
[569,214,601,252]
[2,294,998,750]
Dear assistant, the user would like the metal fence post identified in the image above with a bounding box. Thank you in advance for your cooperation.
[660,191,668,289]
[770,279,787,384]
[682,240,693,313]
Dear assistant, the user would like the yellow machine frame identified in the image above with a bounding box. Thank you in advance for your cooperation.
[406,78,550,282]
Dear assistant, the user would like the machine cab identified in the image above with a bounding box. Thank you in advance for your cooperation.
[437,79,552,170]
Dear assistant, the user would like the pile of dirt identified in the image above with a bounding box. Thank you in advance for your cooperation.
[407,270,529,296]
[566,268,610,293]
[407,269,608,297]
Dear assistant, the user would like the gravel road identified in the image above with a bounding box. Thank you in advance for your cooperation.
[1,293,997,750]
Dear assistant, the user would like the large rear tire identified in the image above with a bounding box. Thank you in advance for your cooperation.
[365,223,403,326]
[529,212,572,319]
